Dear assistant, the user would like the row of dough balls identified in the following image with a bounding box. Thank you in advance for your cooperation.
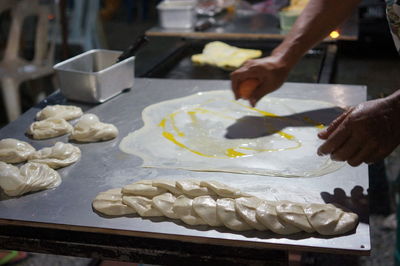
[27,105,118,142]
[0,139,81,196]
[93,179,359,236]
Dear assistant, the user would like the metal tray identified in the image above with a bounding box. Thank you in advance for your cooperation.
[54,49,134,103]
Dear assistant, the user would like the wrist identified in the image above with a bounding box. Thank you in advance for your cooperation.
[385,90,400,140]
[268,49,296,74]
[270,43,304,72]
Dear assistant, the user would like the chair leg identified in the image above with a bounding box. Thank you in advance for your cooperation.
[1,78,21,122]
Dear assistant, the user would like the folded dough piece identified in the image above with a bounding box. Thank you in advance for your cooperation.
[27,118,73,139]
[28,142,81,169]
[304,203,358,235]
[152,179,182,195]
[122,195,163,217]
[335,212,359,235]
[92,178,359,235]
[176,179,216,197]
[235,197,267,231]
[70,114,118,142]
[200,180,244,198]
[122,180,167,197]
[0,138,35,163]
[0,161,61,196]
[153,192,179,219]
[93,188,136,216]
[276,201,315,233]
[36,105,83,121]
[0,162,27,196]
[256,201,301,235]
[173,195,207,225]
[193,195,222,227]
[191,41,262,69]
[216,198,253,231]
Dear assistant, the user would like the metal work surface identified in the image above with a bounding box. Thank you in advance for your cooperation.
[0,78,369,257]
[146,12,358,41]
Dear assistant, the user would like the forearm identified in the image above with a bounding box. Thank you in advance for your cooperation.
[272,0,362,68]
[386,89,400,129]
[386,89,400,107]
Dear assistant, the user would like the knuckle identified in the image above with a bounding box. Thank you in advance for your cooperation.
[331,152,345,161]
[348,159,361,167]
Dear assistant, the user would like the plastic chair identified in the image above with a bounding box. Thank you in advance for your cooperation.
[0,0,58,121]
[64,0,107,51]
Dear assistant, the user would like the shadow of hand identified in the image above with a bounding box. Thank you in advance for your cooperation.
[225,107,343,139]
[321,186,369,224]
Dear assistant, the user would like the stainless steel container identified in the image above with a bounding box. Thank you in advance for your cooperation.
[157,0,197,29]
[54,49,134,103]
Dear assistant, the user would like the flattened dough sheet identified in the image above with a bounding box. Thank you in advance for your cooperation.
[120,90,344,177]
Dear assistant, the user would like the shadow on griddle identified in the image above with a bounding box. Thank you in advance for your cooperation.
[148,215,357,240]
[225,107,344,139]
[321,186,369,224]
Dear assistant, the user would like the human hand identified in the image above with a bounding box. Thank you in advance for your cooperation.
[230,55,291,106]
[317,96,400,166]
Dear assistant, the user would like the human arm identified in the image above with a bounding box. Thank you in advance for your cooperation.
[230,0,362,106]
[317,90,400,166]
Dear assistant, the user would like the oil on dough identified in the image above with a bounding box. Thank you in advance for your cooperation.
[120,90,344,177]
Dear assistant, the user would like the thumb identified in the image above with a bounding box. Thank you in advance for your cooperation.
[318,107,353,139]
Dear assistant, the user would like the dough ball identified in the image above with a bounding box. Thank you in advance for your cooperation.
[0,162,61,196]
[93,188,136,216]
[276,201,315,233]
[27,118,73,140]
[192,195,222,227]
[176,179,216,197]
[235,197,267,231]
[122,180,166,197]
[152,192,179,219]
[122,195,163,217]
[173,195,207,225]
[0,138,36,163]
[335,212,359,235]
[0,162,27,196]
[70,114,118,142]
[36,105,83,121]
[28,142,81,169]
[200,180,243,198]
[304,203,358,235]
[255,201,301,235]
[152,179,182,195]
[216,198,252,231]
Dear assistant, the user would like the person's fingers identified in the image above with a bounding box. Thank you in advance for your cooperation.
[330,135,362,162]
[318,108,353,140]
[230,71,243,100]
[242,59,255,67]
[347,144,376,167]
[239,79,260,100]
[230,68,256,100]
[248,82,268,107]
[317,123,352,156]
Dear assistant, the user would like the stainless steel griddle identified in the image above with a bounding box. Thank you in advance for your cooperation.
[0,78,369,263]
